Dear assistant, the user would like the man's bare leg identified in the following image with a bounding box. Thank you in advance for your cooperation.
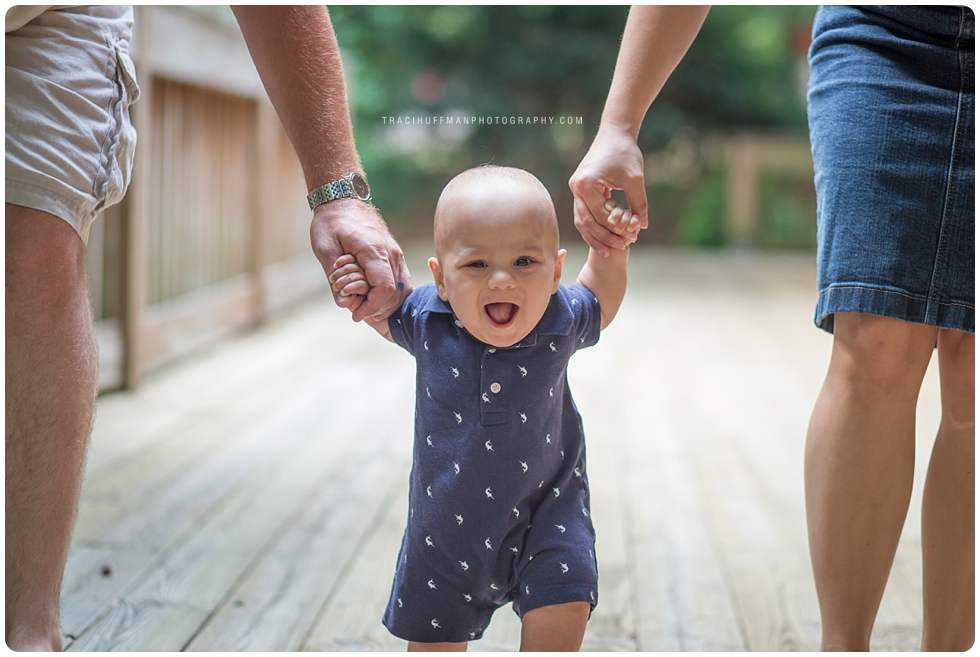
[804,313,937,651]
[920,329,974,651]
[520,601,590,651]
[5,204,98,651]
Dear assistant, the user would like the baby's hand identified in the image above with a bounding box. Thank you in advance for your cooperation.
[602,199,642,243]
[329,254,370,312]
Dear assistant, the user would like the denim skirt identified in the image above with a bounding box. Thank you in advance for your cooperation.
[808,5,974,334]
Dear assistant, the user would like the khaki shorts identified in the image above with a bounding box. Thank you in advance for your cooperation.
[5,5,140,243]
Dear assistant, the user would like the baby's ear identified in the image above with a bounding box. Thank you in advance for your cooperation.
[552,249,567,293]
[428,257,448,300]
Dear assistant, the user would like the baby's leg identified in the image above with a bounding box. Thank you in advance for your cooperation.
[519,601,590,651]
[407,641,467,652]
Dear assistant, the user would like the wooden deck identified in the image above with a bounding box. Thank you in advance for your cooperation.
[62,246,941,651]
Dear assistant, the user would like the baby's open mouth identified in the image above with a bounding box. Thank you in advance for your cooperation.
[484,302,518,328]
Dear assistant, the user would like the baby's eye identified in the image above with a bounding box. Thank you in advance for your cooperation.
[514,257,532,267]
[467,261,488,269]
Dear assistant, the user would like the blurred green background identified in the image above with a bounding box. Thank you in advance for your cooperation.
[329,5,818,249]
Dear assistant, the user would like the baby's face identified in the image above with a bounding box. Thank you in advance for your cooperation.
[429,181,565,348]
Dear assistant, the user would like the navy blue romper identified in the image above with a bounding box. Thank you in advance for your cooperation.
[382,283,601,643]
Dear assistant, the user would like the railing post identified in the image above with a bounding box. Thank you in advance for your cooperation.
[121,8,151,389]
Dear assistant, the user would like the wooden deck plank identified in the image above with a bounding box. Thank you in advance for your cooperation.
[301,478,411,652]
[185,408,413,650]
[60,247,942,651]
[574,374,638,652]
[69,365,405,651]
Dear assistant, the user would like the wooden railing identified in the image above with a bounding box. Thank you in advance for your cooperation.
[89,7,325,390]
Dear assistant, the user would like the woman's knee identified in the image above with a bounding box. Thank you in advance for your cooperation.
[829,313,937,393]
[938,329,975,430]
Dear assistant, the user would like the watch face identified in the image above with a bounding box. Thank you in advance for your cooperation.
[351,173,371,201]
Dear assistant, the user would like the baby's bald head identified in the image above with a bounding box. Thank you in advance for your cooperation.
[433,166,559,257]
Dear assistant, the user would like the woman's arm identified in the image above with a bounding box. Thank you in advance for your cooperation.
[569,6,710,256]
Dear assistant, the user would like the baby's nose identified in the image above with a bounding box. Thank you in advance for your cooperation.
[488,269,517,288]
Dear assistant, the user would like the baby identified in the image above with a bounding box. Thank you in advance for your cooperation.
[329,165,637,651]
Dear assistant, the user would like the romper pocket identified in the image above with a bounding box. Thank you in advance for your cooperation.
[97,41,141,211]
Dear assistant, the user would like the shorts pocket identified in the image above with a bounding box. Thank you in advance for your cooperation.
[98,41,140,211]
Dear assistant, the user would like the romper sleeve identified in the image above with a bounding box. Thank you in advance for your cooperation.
[387,286,431,356]
[564,283,602,351]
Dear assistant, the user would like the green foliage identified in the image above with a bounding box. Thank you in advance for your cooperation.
[641,6,815,149]
[674,170,726,247]
[756,175,817,249]
[328,6,817,243]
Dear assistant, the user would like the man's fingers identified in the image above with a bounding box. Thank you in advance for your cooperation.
[352,250,398,322]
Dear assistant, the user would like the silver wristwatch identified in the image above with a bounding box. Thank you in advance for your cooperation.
[307,172,372,211]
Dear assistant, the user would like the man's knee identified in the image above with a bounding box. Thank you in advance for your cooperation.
[6,204,88,311]
[830,312,937,393]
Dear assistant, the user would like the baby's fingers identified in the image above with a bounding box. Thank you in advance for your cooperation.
[338,280,370,298]
[331,253,357,272]
[329,262,365,286]
[604,199,635,236]
[331,269,368,295]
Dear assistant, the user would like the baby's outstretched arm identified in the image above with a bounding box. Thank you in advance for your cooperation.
[329,255,395,341]
[576,200,637,329]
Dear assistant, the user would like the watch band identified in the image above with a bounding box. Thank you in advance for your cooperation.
[307,178,354,211]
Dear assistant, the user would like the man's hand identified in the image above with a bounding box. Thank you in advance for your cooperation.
[310,198,411,322]
[569,123,649,257]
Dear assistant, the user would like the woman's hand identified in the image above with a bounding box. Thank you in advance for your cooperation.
[568,123,648,257]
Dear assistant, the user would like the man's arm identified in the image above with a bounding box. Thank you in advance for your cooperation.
[569,6,709,256]
[575,201,632,330]
[231,6,410,321]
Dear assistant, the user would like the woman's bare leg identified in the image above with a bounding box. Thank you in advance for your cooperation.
[804,313,937,651]
[920,329,974,651]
